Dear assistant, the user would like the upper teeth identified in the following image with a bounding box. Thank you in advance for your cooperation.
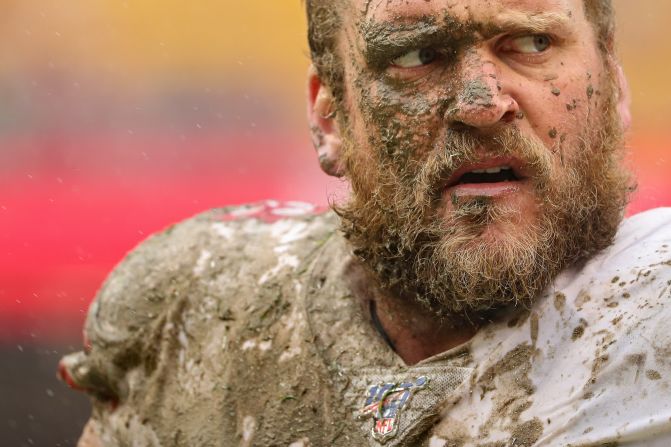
[471,166,511,174]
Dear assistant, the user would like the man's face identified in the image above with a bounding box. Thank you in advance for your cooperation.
[333,0,631,316]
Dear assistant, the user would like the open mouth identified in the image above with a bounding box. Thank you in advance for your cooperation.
[455,166,520,185]
[443,159,529,198]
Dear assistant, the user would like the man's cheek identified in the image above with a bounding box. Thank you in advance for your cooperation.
[557,71,609,143]
[355,76,449,165]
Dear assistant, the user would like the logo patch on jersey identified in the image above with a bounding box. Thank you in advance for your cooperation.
[358,376,429,443]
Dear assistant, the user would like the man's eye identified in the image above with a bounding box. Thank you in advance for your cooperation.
[507,34,552,54]
[391,48,438,68]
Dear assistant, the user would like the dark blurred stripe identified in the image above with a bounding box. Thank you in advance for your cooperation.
[0,343,90,446]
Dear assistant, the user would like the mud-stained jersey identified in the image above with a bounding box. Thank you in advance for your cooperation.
[59,202,671,447]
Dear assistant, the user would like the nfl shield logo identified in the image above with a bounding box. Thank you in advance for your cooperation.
[359,376,428,443]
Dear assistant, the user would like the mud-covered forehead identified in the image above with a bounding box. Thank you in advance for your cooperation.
[347,0,590,49]
[352,0,584,22]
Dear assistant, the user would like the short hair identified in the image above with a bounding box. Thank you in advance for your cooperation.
[306,0,616,96]
[583,0,616,53]
[306,0,346,100]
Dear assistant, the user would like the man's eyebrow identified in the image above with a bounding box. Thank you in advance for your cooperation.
[360,17,444,48]
[487,11,572,36]
[359,17,458,68]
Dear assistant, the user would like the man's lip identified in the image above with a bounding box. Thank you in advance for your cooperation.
[446,181,523,198]
[444,157,527,188]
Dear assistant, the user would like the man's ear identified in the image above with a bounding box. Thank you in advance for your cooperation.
[611,57,632,131]
[307,64,345,177]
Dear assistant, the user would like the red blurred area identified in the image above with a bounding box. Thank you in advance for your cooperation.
[1,131,668,345]
[0,131,343,344]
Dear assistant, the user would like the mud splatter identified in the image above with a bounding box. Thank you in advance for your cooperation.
[646,370,662,381]
[575,290,591,308]
[584,331,615,393]
[461,79,494,107]
[477,344,537,440]
[627,353,646,383]
[553,292,566,313]
[530,313,539,347]
[586,84,594,99]
[566,99,578,111]
[572,324,586,341]
[510,418,543,446]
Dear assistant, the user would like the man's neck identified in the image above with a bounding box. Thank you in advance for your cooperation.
[344,258,479,365]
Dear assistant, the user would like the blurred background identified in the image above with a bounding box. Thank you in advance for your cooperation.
[1,1,669,445]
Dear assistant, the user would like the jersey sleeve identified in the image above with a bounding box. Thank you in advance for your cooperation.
[59,210,224,403]
[58,201,336,445]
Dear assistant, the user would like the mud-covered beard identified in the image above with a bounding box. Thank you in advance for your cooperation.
[337,96,632,319]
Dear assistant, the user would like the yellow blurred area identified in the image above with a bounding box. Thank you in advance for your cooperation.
[615,1,671,132]
[1,0,670,133]
[0,0,308,107]
[1,1,309,79]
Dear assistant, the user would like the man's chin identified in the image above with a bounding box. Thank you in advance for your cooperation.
[424,236,548,317]
[439,188,539,241]
[414,203,553,316]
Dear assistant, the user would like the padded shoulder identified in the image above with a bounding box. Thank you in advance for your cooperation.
[563,207,671,287]
[60,202,337,398]
[86,201,335,347]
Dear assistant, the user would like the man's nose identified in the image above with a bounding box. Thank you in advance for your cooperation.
[447,55,519,130]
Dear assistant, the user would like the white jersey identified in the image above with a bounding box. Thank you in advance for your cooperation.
[423,208,671,446]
